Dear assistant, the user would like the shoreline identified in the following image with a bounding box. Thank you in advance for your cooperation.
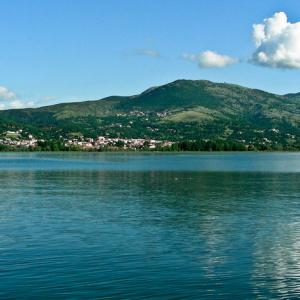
[0,150,300,154]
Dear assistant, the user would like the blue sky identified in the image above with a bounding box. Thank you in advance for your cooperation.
[0,0,300,108]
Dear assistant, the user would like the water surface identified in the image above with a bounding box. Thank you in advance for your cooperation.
[0,153,300,299]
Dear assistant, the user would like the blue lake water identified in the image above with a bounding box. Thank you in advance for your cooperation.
[0,152,300,299]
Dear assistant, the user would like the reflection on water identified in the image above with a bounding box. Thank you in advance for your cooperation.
[0,153,300,299]
[0,152,300,172]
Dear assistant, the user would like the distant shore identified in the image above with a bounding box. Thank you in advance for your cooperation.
[0,149,300,153]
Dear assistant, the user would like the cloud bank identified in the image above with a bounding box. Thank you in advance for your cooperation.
[0,86,16,101]
[0,86,34,110]
[183,50,237,68]
[252,12,300,69]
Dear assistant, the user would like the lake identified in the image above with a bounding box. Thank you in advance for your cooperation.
[0,152,300,299]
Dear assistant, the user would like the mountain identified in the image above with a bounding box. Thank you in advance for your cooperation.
[284,92,300,99]
[0,79,299,149]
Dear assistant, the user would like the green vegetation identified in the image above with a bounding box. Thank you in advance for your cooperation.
[0,79,299,151]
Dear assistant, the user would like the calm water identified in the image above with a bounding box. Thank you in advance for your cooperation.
[0,152,300,299]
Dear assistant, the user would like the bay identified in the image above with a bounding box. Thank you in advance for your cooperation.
[0,152,300,299]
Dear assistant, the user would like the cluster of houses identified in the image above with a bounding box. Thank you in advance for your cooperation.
[0,131,38,148]
[65,136,174,150]
[0,130,175,150]
[1,126,292,150]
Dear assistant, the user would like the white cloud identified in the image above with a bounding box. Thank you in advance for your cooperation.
[252,12,300,69]
[0,86,17,101]
[137,49,160,57]
[10,100,25,109]
[27,101,34,107]
[183,50,238,68]
[0,85,34,110]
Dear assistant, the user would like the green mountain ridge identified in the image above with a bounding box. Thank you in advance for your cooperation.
[0,79,299,149]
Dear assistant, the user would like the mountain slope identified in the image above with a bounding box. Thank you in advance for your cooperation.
[0,79,299,148]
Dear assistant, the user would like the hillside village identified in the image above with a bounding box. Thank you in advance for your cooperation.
[0,80,299,151]
[0,129,174,150]
[0,125,298,151]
